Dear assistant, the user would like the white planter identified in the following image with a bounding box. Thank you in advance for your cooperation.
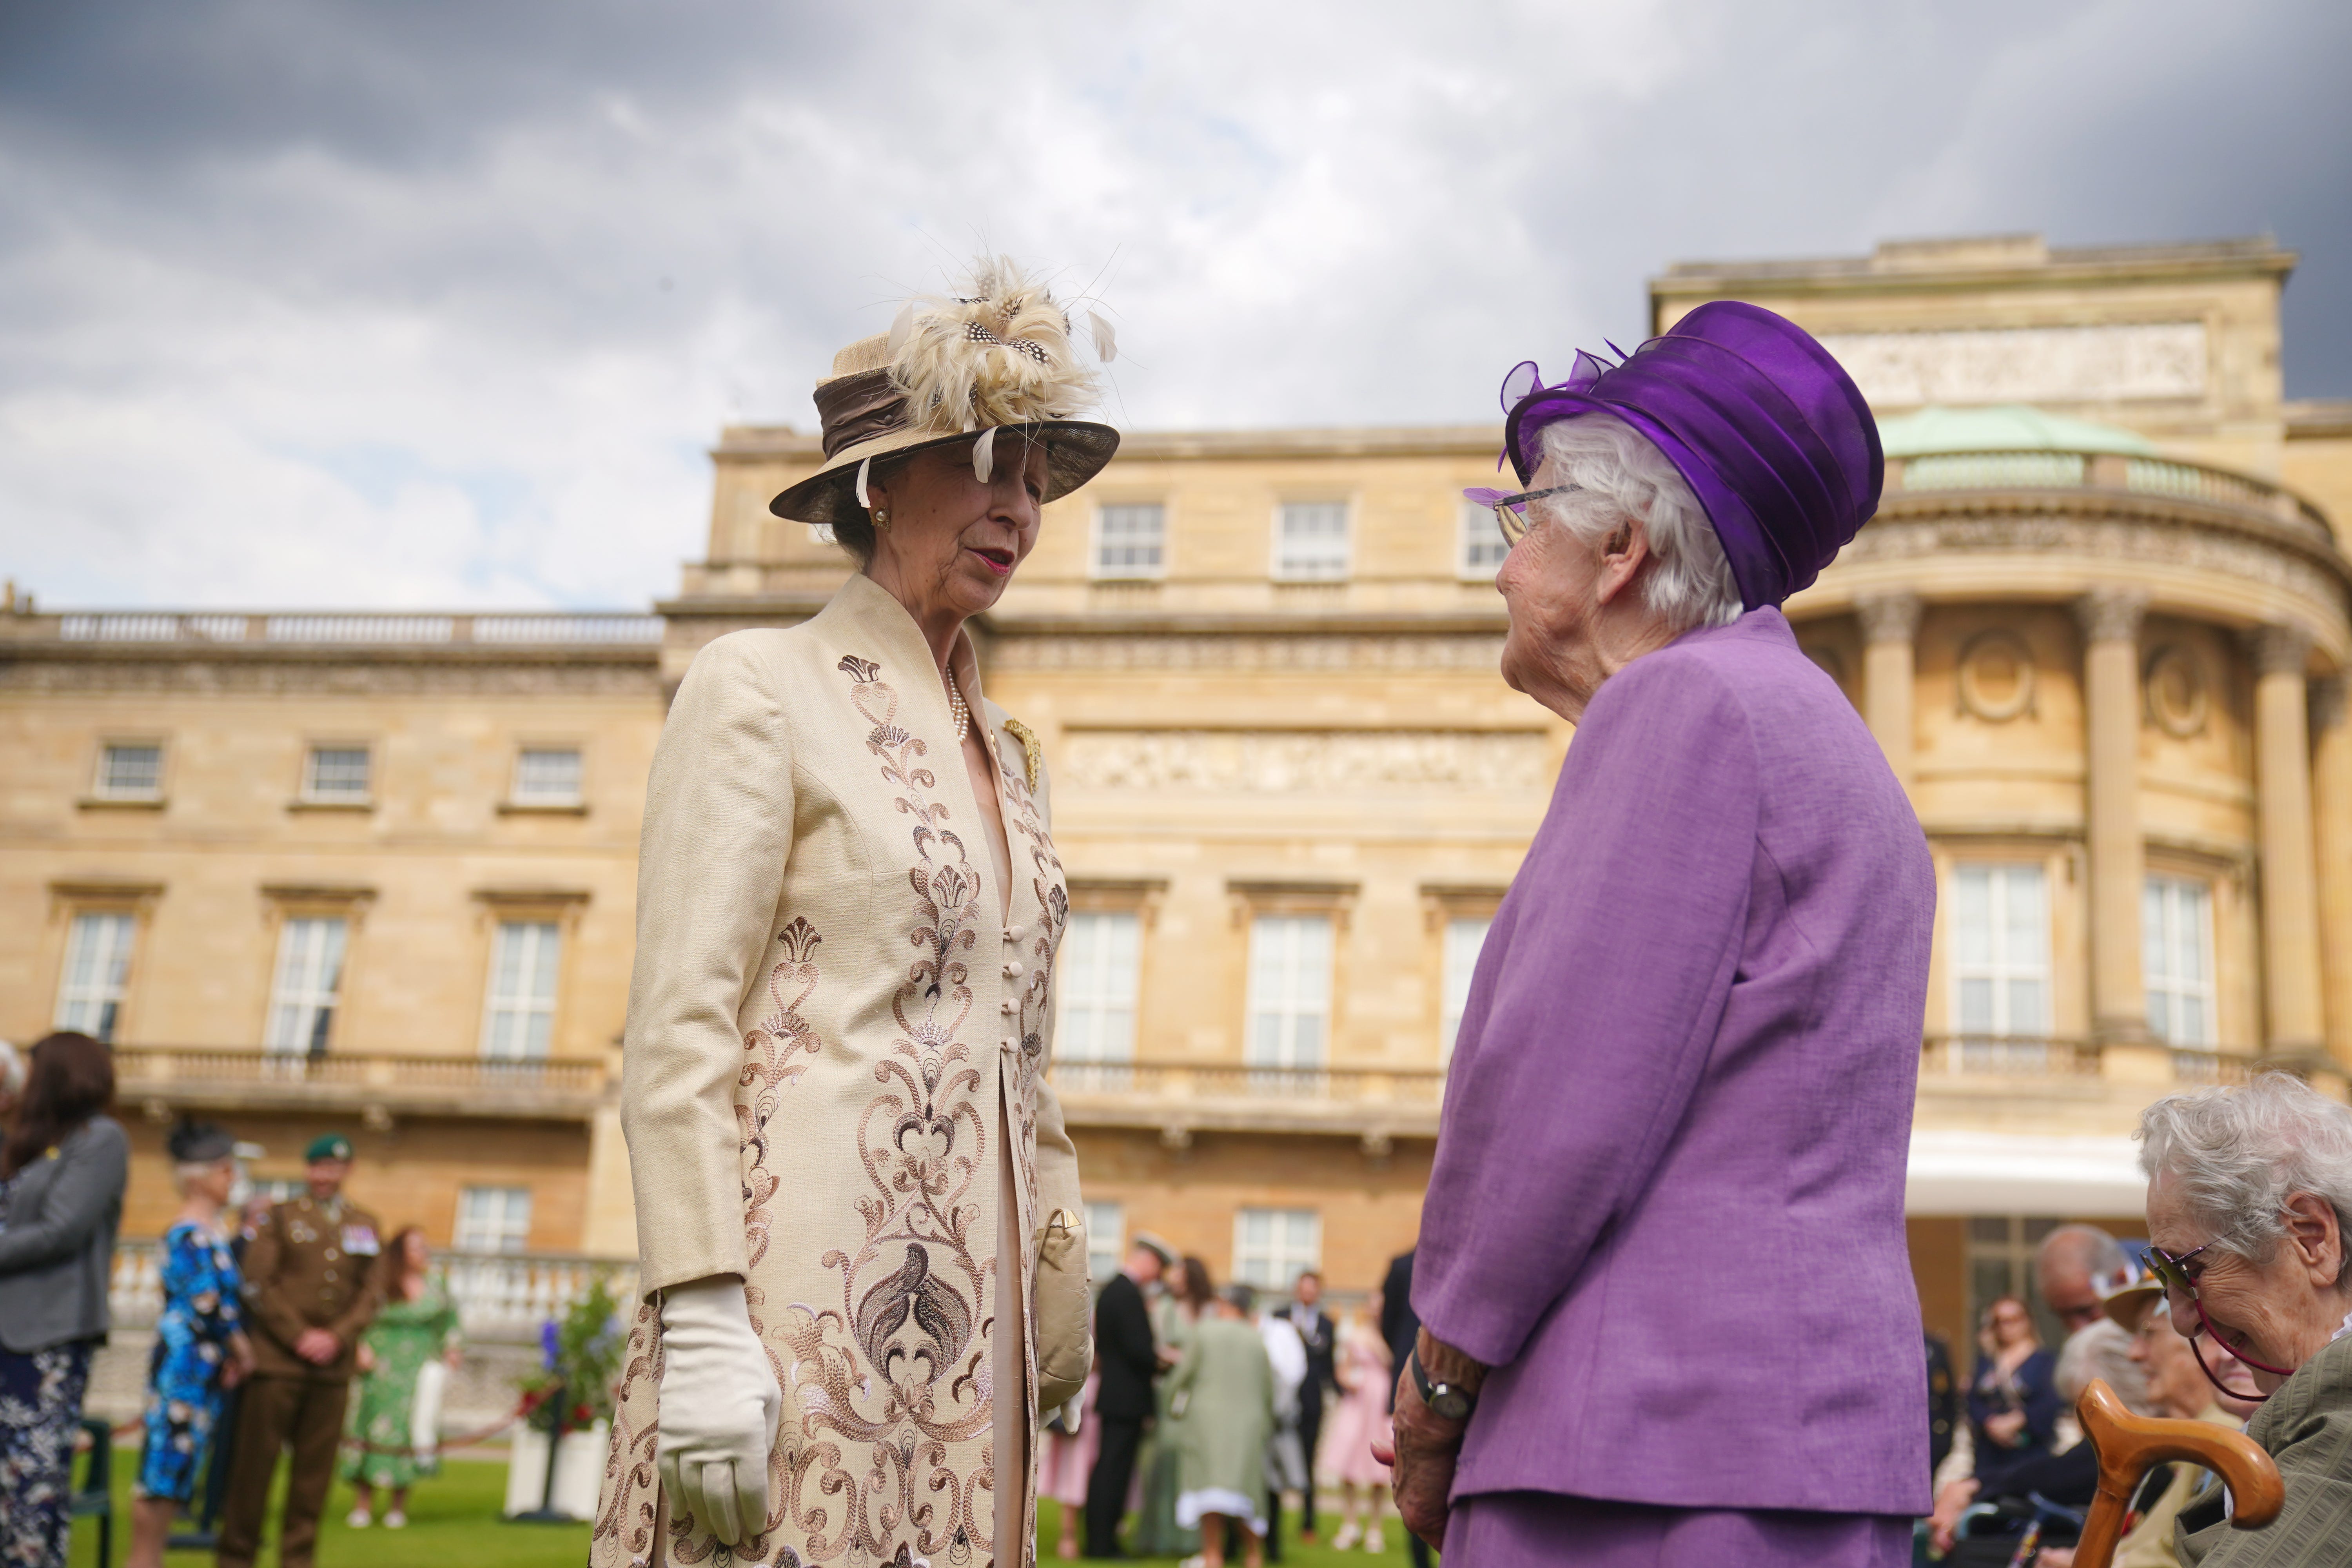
[503,1419,609,1520]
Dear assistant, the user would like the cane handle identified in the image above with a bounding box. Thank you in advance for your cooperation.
[2067,1379,2283,1568]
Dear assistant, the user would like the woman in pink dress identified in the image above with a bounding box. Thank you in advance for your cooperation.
[1038,1365,1102,1558]
[1316,1307,1394,1552]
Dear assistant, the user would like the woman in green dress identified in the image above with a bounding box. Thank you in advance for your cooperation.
[1167,1283,1275,1568]
[1131,1255,1213,1557]
[339,1227,461,1528]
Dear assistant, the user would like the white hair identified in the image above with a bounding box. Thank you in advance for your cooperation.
[2137,1073,2352,1281]
[2054,1318,2154,1416]
[1532,414,1744,635]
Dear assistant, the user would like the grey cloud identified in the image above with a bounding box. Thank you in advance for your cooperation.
[0,0,2343,610]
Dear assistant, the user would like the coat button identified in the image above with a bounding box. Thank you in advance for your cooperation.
[1005,925,1025,942]
[1004,961,1023,978]
[1001,999,1016,1014]
[325,1249,339,1261]
[1001,1037,1014,1049]
[324,1269,336,1281]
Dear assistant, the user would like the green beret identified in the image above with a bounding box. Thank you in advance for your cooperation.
[305,1133,354,1163]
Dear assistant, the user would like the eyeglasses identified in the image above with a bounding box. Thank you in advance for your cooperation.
[2147,1241,2296,1396]
[1486,484,1584,545]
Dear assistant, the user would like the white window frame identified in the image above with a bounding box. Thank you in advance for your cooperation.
[55,911,137,1043]
[511,747,584,806]
[1247,914,1333,1075]
[480,919,563,1060]
[1057,911,1140,1085]
[1948,863,2051,1058]
[1092,502,1168,581]
[1084,1200,1125,1289]
[303,745,372,802]
[94,742,165,801]
[1457,498,1510,579]
[454,1186,534,1254]
[1272,501,1352,582]
[265,915,348,1056]
[1233,1207,1322,1291]
[1441,916,1491,1063]
[2144,875,2217,1047]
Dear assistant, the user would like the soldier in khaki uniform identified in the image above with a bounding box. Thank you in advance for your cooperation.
[217,1133,385,1568]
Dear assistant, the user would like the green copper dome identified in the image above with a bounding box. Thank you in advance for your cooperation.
[1875,404,2158,457]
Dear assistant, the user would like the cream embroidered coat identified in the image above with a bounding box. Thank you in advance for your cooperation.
[593,574,1083,1568]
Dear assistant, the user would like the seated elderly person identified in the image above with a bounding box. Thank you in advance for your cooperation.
[2139,1073,2352,1565]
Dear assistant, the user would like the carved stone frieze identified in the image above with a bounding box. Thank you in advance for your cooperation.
[1816,321,2207,405]
[1843,515,2344,615]
[1955,630,2038,723]
[1062,729,1548,791]
[2143,645,2210,738]
[0,659,663,698]
[990,634,1508,673]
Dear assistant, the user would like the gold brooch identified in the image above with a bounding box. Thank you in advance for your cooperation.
[1002,717,1044,792]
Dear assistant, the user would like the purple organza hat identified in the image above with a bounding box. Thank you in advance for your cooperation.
[1485,300,1882,612]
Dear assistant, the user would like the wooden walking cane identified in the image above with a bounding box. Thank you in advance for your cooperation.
[2067,1378,2285,1568]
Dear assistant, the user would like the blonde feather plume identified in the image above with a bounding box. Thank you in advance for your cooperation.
[890,256,1102,436]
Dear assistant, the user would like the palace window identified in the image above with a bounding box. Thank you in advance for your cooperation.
[1458,499,1509,577]
[1273,502,1350,581]
[2145,876,2216,1046]
[1094,503,1167,579]
[1441,916,1490,1062]
[1085,1200,1125,1289]
[1234,1207,1321,1291]
[1247,914,1332,1074]
[304,746,372,802]
[95,743,164,800]
[55,911,136,1043]
[455,1186,534,1254]
[1949,864,2049,1038]
[265,916,347,1056]
[512,748,583,806]
[1058,912,1140,1085]
[481,920,562,1060]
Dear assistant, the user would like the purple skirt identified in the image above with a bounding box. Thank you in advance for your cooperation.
[1450,1491,1914,1567]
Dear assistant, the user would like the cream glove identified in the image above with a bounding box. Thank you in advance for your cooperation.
[656,1275,781,1546]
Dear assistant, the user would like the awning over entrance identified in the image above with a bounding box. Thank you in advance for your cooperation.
[1906,1128,2148,1217]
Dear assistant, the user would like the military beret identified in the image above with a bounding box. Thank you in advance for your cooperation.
[305,1132,354,1163]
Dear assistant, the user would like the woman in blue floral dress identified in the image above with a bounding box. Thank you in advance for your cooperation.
[127,1123,252,1568]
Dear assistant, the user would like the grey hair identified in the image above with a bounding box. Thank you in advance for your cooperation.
[0,1040,22,1100]
[1532,414,1744,635]
[2054,1318,2154,1416]
[172,1158,230,1194]
[2137,1073,2352,1280]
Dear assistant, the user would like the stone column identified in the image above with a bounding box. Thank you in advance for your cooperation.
[2312,677,2352,1069]
[2253,624,2327,1057]
[1858,592,1922,794]
[2078,591,2149,1045]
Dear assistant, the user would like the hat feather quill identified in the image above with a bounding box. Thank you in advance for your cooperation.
[891,256,1101,437]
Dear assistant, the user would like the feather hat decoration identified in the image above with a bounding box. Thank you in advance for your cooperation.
[770,256,1120,529]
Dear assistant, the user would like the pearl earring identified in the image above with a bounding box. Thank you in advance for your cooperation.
[873,508,890,529]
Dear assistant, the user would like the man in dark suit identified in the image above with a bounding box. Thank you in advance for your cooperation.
[1377,1249,1431,1568]
[1083,1232,1176,1558]
[1285,1270,1337,1542]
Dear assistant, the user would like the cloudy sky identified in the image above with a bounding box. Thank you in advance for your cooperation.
[2,0,2346,610]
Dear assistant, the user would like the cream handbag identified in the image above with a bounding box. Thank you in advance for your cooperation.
[1033,1207,1094,1416]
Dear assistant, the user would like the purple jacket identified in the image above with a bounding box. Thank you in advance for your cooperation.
[1416,608,1934,1516]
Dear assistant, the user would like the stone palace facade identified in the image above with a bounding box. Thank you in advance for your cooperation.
[6,232,2350,1354]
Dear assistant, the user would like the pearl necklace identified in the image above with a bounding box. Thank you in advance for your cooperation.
[947,670,971,745]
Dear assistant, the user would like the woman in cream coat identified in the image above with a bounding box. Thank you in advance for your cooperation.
[593,260,1117,1568]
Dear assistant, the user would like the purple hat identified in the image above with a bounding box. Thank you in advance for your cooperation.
[1497,300,1882,611]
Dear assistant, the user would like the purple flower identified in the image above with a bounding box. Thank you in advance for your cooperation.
[540,1320,560,1369]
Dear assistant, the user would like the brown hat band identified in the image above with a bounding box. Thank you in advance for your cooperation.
[815,368,910,461]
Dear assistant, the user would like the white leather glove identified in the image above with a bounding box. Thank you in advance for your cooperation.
[656,1275,781,1546]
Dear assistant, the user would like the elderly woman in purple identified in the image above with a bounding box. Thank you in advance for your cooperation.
[1378,302,1935,1566]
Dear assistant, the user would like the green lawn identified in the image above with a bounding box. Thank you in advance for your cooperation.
[70,1453,1417,1567]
